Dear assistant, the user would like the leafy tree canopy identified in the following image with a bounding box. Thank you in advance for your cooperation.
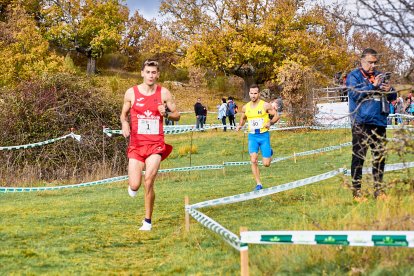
[41,0,129,74]
[161,0,352,97]
[0,3,65,87]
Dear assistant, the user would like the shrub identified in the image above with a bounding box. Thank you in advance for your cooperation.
[0,73,127,185]
[178,145,198,156]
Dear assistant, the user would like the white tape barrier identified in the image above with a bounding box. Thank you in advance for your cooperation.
[190,170,342,209]
[389,113,414,119]
[186,207,242,250]
[0,132,81,150]
[0,164,224,193]
[190,163,414,210]
[0,175,128,193]
[241,231,414,247]
[224,142,352,167]
[343,162,414,176]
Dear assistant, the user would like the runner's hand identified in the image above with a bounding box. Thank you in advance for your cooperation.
[158,104,166,117]
[121,121,130,138]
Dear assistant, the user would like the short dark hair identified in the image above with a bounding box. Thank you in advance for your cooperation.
[222,98,226,103]
[361,48,378,58]
[249,84,259,90]
[142,59,159,71]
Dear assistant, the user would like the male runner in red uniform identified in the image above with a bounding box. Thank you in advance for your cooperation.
[120,59,180,231]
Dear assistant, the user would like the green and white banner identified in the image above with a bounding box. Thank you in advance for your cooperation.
[241,230,414,247]
[0,132,81,151]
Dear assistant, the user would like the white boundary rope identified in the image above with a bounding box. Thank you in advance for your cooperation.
[0,132,81,150]
[186,162,414,252]
[185,207,243,250]
[190,170,341,209]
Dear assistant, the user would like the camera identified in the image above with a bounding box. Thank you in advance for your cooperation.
[381,72,391,84]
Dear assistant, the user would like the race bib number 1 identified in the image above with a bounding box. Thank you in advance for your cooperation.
[138,119,159,134]
[249,118,263,133]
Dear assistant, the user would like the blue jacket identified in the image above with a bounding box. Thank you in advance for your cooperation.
[346,68,397,127]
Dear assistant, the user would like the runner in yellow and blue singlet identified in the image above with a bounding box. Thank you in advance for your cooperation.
[236,84,280,191]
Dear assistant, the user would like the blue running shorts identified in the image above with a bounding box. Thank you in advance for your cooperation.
[248,131,272,158]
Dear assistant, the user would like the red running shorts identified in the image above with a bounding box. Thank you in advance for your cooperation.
[127,143,173,163]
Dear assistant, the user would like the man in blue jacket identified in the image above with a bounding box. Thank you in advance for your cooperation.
[346,48,397,200]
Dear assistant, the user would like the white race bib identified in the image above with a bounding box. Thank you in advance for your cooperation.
[138,119,159,134]
[249,118,263,133]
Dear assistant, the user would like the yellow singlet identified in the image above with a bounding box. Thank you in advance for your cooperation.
[245,100,270,134]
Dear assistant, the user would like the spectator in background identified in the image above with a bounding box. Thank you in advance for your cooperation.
[164,105,174,125]
[218,98,227,131]
[394,96,404,125]
[407,93,414,115]
[203,103,208,125]
[387,100,395,125]
[194,98,206,130]
[276,96,284,116]
[227,96,237,130]
[346,48,397,201]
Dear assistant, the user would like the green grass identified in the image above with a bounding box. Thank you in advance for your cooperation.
[1,128,413,274]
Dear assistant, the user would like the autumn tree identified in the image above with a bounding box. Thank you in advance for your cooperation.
[40,0,129,74]
[0,3,64,87]
[330,0,414,81]
[121,11,154,70]
[277,61,315,125]
[349,30,405,79]
[160,0,352,99]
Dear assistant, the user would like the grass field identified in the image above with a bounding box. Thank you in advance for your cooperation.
[1,126,414,275]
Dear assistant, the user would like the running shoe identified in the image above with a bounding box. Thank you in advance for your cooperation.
[254,184,263,191]
[128,186,137,197]
[139,220,152,231]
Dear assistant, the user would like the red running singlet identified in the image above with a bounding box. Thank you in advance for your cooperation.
[129,85,164,146]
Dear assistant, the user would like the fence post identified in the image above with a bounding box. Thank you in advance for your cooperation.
[185,196,190,232]
[240,227,249,276]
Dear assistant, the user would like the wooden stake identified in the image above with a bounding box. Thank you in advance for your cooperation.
[185,196,190,232]
[240,227,249,276]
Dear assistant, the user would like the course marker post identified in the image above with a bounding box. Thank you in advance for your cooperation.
[240,227,249,276]
[102,125,106,165]
[293,152,297,163]
[189,127,194,169]
[185,196,190,232]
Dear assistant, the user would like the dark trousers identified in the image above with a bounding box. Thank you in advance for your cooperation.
[228,115,236,129]
[196,115,205,129]
[221,116,227,131]
[351,124,386,191]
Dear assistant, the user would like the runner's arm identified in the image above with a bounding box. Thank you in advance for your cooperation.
[120,88,133,138]
[235,105,247,131]
[265,102,280,128]
[161,88,180,121]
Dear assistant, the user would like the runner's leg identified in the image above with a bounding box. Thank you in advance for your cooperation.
[250,153,261,184]
[143,154,162,220]
[128,158,145,191]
